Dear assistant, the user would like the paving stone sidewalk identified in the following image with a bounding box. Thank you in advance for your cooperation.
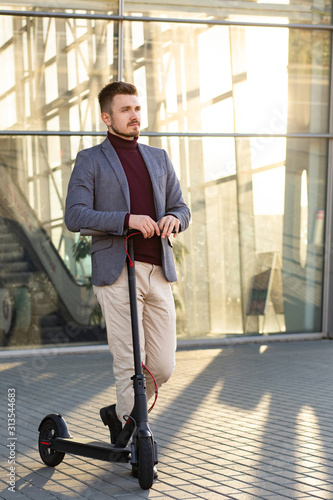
[1,340,333,499]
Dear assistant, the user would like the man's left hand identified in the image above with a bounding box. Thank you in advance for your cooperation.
[158,215,180,239]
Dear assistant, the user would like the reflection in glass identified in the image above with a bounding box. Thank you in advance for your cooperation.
[0,136,105,349]
[0,3,330,347]
[0,137,328,342]
[173,137,326,337]
[300,169,308,268]
[0,15,117,131]
[0,1,119,14]
[124,0,331,25]
[124,22,330,135]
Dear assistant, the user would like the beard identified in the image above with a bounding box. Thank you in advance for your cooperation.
[110,121,140,139]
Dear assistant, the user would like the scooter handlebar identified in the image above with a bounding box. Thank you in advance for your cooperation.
[80,228,175,237]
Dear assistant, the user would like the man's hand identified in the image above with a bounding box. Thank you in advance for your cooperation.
[158,215,180,239]
[128,214,160,239]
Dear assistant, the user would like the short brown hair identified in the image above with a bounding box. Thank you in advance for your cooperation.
[98,81,138,113]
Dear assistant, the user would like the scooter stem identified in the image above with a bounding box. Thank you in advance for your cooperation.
[126,236,143,376]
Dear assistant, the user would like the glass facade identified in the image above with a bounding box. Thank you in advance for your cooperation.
[0,0,332,349]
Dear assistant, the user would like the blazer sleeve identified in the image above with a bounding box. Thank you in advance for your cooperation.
[64,149,127,235]
[163,150,191,232]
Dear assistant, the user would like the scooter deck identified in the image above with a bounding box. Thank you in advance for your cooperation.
[47,437,131,463]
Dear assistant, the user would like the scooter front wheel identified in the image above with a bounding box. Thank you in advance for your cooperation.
[137,437,154,490]
[38,419,65,467]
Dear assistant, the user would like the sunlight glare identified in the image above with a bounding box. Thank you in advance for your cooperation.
[296,406,325,467]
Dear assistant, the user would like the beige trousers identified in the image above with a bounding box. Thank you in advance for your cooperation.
[93,262,176,424]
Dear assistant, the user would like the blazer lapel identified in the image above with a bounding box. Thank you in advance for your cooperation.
[138,144,164,219]
[101,139,130,210]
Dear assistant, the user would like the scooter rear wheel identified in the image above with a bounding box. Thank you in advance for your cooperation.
[137,437,154,490]
[38,419,65,467]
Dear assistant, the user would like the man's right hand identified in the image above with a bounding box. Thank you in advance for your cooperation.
[128,214,160,239]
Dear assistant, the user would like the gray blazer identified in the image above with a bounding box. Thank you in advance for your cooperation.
[65,138,191,286]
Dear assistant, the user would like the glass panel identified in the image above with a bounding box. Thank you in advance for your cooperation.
[0,133,101,281]
[0,15,118,131]
[0,7,329,348]
[0,1,118,14]
[170,136,326,337]
[0,16,330,135]
[0,128,327,347]
[282,138,326,333]
[0,135,106,349]
[124,0,331,25]
[124,22,330,134]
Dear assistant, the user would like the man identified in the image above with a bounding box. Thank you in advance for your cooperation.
[65,81,190,476]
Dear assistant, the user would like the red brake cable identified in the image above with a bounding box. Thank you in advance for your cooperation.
[142,362,159,413]
[124,231,141,267]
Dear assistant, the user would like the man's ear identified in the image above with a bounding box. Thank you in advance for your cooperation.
[101,112,111,127]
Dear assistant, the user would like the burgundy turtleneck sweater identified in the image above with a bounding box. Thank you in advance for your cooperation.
[108,132,162,266]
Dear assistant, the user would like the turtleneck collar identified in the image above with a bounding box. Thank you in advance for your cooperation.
[108,132,139,150]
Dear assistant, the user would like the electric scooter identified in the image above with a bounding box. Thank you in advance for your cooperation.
[38,230,158,490]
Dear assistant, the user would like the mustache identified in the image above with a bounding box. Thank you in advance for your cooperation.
[128,120,140,125]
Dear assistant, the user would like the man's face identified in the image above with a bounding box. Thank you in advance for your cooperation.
[102,94,141,140]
